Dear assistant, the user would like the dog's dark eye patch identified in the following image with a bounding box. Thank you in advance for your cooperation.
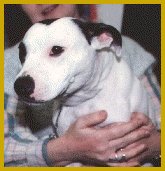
[39,18,59,25]
[50,46,64,57]
[19,42,27,64]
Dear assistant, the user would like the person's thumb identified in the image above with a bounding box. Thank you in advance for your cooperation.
[78,110,107,128]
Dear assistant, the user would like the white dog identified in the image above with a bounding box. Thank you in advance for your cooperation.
[14,17,151,139]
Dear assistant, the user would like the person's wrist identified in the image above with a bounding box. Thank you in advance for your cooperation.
[42,137,55,166]
[46,134,72,166]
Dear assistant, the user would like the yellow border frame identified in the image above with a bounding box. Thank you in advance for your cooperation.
[1,0,164,170]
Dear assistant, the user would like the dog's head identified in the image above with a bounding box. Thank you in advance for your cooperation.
[14,17,122,104]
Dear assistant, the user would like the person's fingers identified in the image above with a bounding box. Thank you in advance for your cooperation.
[131,112,149,124]
[109,143,146,162]
[77,110,107,128]
[109,128,150,150]
[101,118,147,140]
[131,113,155,132]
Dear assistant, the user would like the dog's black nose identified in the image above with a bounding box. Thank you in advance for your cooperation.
[14,75,35,99]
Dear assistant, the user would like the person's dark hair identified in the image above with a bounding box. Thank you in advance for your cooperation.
[4,4,87,47]
[4,5,32,47]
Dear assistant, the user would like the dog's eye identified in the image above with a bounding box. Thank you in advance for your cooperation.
[50,46,64,57]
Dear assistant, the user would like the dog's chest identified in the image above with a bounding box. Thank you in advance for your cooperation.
[54,82,132,136]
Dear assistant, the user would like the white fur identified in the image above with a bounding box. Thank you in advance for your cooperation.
[16,18,151,165]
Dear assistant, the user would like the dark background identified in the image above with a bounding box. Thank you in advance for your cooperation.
[122,4,161,84]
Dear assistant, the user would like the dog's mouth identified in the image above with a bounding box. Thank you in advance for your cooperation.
[18,79,75,106]
[19,97,46,106]
[18,88,69,106]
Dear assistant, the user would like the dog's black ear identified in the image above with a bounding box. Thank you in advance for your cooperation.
[73,19,122,57]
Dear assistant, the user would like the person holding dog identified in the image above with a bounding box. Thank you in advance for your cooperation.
[4,5,160,167]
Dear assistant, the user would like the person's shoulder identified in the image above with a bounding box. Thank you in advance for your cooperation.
[5,43,21,71]
[5,43,21,95]
[5,43,19,57]
[121,36,155,77]
[122,36,146,52]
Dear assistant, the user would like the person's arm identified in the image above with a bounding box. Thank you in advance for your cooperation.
[106,68,161,167]
[5,94,150,167]
[122,36,160,130]
[129,69,161,166]
[140,68,160,130]
[4,93,49,166]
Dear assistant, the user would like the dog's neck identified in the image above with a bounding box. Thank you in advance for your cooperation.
[63,51,115,106]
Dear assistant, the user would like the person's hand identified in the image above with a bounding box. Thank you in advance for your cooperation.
[107,112,160,167]
[128,112,160,166]
[47,111,150,166]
